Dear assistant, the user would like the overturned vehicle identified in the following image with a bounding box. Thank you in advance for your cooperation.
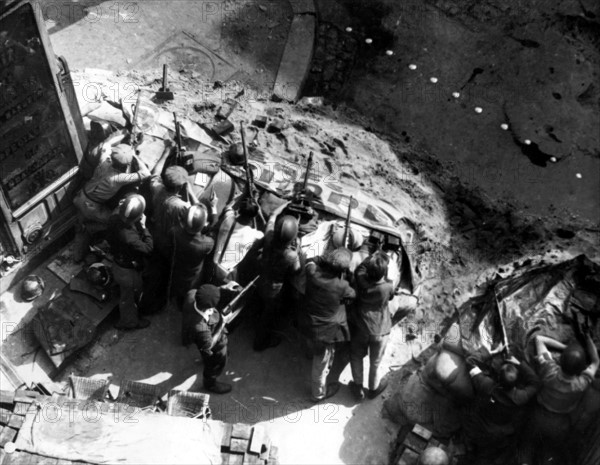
[385,255,600,465]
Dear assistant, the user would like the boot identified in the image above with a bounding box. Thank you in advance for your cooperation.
[349,381,365,401]
[204,380,232,394]
[367,379,388,399]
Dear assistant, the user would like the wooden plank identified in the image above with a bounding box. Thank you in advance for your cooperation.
[221,423,233,450]
[231,423,252,440]
[0,391,15,406]
[0,409,11,426]
[248,426,264,455]
[0,354,26,391]
[230,438,249,454]
[227,453,244,465]
[267,445,278,465]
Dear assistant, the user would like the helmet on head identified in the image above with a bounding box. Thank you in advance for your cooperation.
[366,252,390,282]
[21,275,45,301]
[324,247,353,273]
[560,342,588,376]
[274,215,298,245]
[86,263,112,288]
[419,447,449,465]
[227,142,245,166]
[118,194,146,223]
[332,226,364,251]
[185,204,208,233]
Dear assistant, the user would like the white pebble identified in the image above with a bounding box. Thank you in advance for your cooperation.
[501,123,509,130]
[550,157,557,163]
[524,139,531,145]
[408,64,417,70]
[345,27,352,32]
[474,107,483,113]
[365,38,373,44]
[452,91,460,98]
[576,173,582,179]
[386,50,394,56]
[4,442,15,454]
[430,77,438,83]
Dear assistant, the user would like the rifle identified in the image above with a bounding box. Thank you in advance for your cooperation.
[222,276,260,324]
[129,90,144,149]
[240,121,256,200]
[173,112,185,166]
[287,151,315,218]
[342,195,354,248]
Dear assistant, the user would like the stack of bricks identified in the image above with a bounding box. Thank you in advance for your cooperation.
[221,423,278,465]
[391,424,466,465]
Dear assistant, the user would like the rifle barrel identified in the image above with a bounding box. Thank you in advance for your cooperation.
[303,151,314,190]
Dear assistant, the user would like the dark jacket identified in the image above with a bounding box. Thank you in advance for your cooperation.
[182,289,227,354]
[170,227,215,298]
[303,259,355,344]
[467,347,540,425]
[351,259,395,336]
[107,216,153,269]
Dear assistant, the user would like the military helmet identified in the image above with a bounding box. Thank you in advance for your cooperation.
[118,194,146,223]
[86,263,112,288]
[21,275,45,301]
[419,447,449,465]
[227,142,245,166]
[332,226,364,251]
[274,215,298,245]
[560,342,588,376]
[185,204,208,233]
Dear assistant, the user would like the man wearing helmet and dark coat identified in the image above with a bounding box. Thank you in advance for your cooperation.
[73,144,151,261]
[253,214,303,352]
[303,247,356,402]
[520,332,599,465]
[106,194,153,330]
[349,252,396,401]
[169,204,216,308]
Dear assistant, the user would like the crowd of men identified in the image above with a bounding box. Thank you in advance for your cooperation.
[73,142,404,401]
[447,325,599,464]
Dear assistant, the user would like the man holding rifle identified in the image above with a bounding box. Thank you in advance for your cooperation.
[182,284,234,394]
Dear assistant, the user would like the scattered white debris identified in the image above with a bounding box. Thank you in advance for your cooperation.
[524,139,532,145]
[550,157,557,163]
[576,173,582,178]
[365,38,373,44]
[409,64,417,70]
[430,77,438,83]
[452,91,460,98]
[474,107,483,113]
[501,123,509,130]
[345,27,352,32]
[386,50,394,56]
